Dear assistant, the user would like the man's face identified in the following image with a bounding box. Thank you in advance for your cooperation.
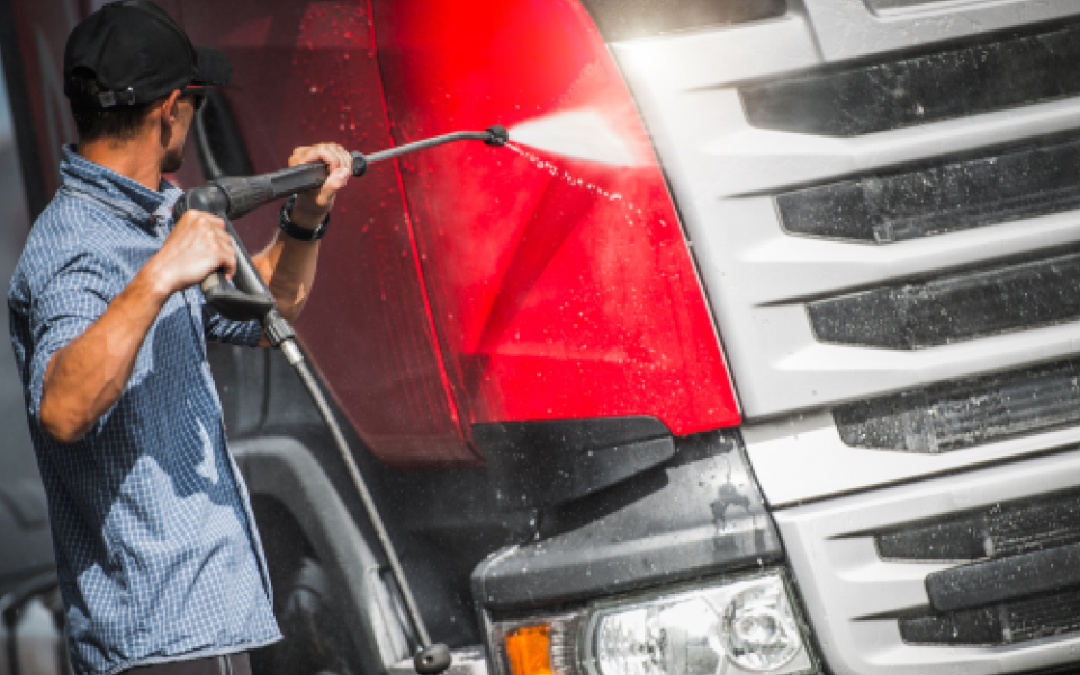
[161,95,197,173]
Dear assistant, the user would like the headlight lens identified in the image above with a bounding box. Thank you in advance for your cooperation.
[721,582,802,672]
[490,572,814,675]
[595,600,721,675]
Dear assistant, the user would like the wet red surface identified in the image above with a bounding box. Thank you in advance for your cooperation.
[370,0,740,442]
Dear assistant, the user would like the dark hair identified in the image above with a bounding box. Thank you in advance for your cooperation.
[67,69,155,142]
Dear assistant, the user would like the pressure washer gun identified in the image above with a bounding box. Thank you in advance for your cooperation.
[171,124,508,675]
[173,125,509,331]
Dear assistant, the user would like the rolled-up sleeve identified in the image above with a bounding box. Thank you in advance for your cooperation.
[26,252,118,420]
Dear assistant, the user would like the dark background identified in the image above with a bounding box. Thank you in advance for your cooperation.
[0,54,57,596]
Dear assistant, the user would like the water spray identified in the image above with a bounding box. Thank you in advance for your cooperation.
[173,125,508,675]
[507,110,640,167]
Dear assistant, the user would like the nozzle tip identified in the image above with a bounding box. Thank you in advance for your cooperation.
[485,125,509,147]
[350,150,368,177]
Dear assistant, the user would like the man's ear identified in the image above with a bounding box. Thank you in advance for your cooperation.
[161,90,183,124]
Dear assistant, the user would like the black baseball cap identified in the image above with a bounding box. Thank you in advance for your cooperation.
[63,0,232,108]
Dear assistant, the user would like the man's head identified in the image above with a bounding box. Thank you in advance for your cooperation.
[63,0,232,170]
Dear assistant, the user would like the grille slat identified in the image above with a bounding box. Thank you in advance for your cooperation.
[990,499,1080,557]
[899,608,1001,646]
[809,251,1080,350]
[777,137,1080,243]
[885,492,1080,646]
[835,359,1080,453]
[1010,592,1080,642]
[742,24,1080,137]
[900,590,1080,646]
[877,519,985,562]
[578,0,785,42]
[873,490,1080,562]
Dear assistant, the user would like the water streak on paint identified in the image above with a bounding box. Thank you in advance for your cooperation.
[508,109,641,166]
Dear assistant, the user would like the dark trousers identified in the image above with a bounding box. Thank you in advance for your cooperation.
[127,653,251,675]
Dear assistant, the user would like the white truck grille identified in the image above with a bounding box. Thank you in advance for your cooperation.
[774,449,1080,675]
[611,0,1080,501]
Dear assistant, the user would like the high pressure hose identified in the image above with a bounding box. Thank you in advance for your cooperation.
[173,125,509,675]
[281,343,448,670]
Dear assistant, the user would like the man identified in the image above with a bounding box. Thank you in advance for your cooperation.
[8,2,352,675]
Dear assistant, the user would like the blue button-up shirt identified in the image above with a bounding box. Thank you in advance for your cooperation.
[8,147,282,675]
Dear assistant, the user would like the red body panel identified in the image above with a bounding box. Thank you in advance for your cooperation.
[9,0,741,467]
[369,0,740,437]
[179,1,473,463]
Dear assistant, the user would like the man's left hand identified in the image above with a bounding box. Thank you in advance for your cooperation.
[288,143,353,230]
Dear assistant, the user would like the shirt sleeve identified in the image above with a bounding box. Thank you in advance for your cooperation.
[202,298,264,347]
[26,252,118,420]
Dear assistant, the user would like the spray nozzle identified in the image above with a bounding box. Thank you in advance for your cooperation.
[484,125,509,147]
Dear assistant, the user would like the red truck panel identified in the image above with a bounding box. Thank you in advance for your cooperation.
[370,0,740,438]
[178,0,474,464]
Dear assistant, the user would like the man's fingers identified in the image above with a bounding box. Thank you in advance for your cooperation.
[289,143,349,170]
[325,167,351,190]
[213,228,236,280]
[284,142,351,223]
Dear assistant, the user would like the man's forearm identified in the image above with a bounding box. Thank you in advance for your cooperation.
[252,231,319,323]
[248,143,349,329]
[39,267,169,443]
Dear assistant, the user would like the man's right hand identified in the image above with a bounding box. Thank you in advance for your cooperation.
[146,209,237,297]
[39,209,239,443]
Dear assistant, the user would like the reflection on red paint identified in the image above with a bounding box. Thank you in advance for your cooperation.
[181,0,474,465]
[370,0,740,440]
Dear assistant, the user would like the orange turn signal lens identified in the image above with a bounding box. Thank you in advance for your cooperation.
[506,625,552,675]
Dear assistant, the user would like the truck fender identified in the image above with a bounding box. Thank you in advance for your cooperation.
[231,436,413,675]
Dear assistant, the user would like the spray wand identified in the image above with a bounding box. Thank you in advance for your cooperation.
[173,124,509,675]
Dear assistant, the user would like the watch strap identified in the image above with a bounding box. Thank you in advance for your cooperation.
[278,195,329,241]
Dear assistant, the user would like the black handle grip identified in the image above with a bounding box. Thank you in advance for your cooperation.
[202,216,276,322]
[173,154,362,225]
[199,271,274,323]
[173,188,277,322]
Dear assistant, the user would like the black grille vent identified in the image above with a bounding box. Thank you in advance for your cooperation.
[1010,592,1080,642]
[875,489,1080,562]
[578,0,785,42]
[808,249,1080,349]
[834,359,1080,453]
[876,490,1080,646]
[741,23,1080,137]
[900,589,1080,646]
[777,136,1080,243]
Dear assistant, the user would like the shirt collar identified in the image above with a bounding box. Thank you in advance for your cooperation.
[59,145,184,232]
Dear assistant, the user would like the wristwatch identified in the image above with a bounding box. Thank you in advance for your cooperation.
[278,195,330,241]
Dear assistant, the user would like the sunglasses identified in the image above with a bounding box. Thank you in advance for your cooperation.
[182,85,211,112]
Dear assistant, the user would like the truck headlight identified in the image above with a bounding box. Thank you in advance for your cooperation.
[490,571,815,675]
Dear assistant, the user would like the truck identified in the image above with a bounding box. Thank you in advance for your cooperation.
[3,1,1080,675]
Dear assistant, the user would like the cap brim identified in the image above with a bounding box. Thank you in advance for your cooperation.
[192,44,233,86]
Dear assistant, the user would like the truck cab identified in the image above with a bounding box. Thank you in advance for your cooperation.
[4,2,1080,675]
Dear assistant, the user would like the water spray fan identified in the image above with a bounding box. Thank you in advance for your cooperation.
[172,124,508,675]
